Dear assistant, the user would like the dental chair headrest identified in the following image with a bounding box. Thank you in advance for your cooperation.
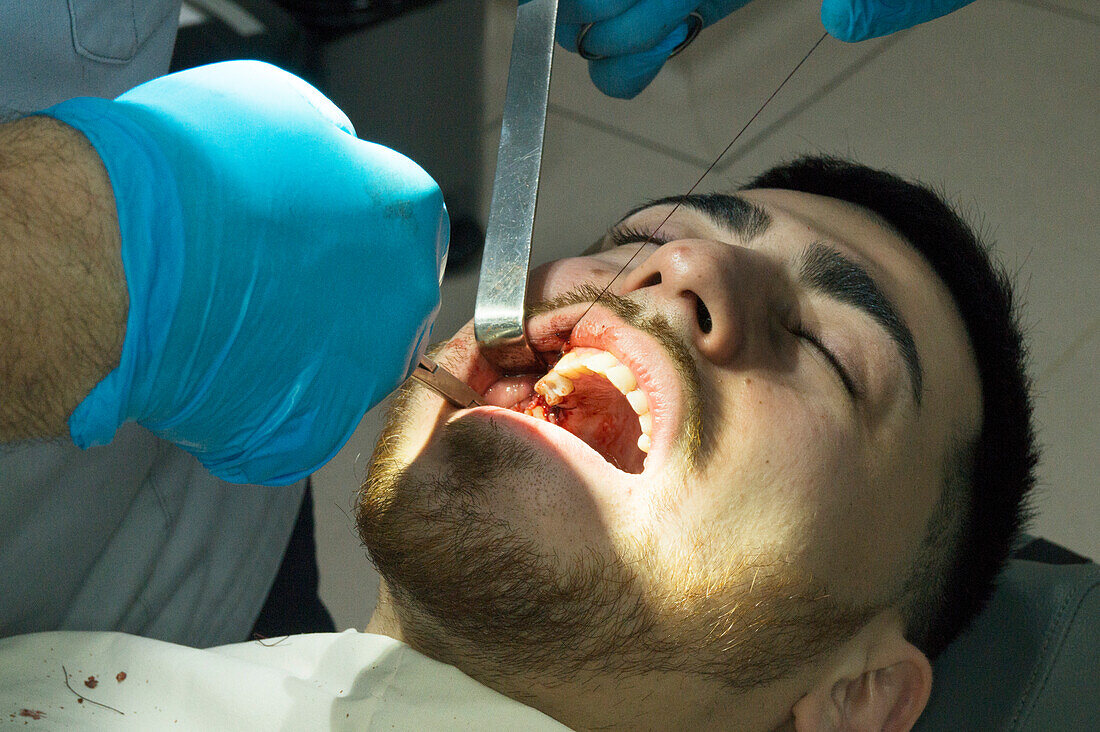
[915,536,1099,731]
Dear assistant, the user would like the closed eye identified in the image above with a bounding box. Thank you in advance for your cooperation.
[607,224,673,249]
[793,326,859,398]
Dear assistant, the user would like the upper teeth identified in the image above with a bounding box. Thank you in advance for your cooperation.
[534,348,653,453]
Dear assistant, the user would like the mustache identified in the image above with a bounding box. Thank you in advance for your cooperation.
[527,284,710,471]
[526,283,639,319]
[527,284,695,380]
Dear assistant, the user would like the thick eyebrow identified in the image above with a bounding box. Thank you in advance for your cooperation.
[613,196,921,404]
[619,193,772,243]
[798,242,923,406]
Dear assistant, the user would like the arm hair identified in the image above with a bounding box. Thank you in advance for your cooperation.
[0,116,127,441]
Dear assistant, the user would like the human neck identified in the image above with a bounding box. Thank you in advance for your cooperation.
[365,582,801,731]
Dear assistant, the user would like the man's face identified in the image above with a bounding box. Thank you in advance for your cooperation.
[358,189,980,721]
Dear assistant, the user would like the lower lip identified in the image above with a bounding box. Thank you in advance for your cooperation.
[455,407,629,478]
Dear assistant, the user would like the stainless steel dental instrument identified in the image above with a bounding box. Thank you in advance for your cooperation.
[397,25,825,409]
[409,354,485,408]
[473,0,559,373]
[401,0,559,408]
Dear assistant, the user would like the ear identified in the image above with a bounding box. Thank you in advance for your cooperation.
[790,634,932,732]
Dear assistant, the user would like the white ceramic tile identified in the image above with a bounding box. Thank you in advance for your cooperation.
[483,0,900,162]
[1028,317,1100,560]
[1010,0,1100,22]
[485,0,1098,161]
[479,109,707,267]
[552,2,910,162]
[482,0,516,130]
[311,408,384,630]
[719,0,1100,376]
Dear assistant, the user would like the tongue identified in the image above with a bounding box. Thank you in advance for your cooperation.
[514,373,644,474]
[482,374,539,407]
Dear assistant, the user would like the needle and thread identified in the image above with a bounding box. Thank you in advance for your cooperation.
[557,31,829,359]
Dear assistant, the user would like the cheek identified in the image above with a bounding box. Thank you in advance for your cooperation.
[683,380,863,555]
[527,256,623,299]
[833,428,944,596]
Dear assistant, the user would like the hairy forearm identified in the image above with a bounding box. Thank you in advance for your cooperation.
[0,116,127,441]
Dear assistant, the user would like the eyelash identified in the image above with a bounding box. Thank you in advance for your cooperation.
[610,225,857,399]
[608,224,673,249]
[792,325,858,398]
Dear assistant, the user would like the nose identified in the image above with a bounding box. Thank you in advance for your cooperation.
[619,239,775,364]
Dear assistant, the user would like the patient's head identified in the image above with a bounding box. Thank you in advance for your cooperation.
[357,156,1036,731]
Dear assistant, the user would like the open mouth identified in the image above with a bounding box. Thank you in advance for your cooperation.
[480,343,654,475]
[426,305,681,479]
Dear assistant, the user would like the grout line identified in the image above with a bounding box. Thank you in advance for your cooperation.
[710,31,908,177]
[545,103,717,169]
[1039,315,1100,382]
[484,0,1094,180]
[1002,0,1100,26]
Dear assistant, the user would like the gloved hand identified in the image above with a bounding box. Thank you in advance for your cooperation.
[558,0,978,99]
[557,0,750,98]
[821,0,978,42]
[43,61,448,486]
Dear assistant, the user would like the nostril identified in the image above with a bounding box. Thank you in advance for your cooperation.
[638,272,662,288]
[694,294,712,334]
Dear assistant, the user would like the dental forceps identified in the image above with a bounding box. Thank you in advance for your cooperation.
[409,354,484,408]
[472,0,559,373]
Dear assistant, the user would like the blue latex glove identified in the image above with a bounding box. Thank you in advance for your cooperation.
[821,0,978,42]
[43,61,448,486]
[558,0,978,98]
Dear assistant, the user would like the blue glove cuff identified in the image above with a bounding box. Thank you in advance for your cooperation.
[41,97,185,449]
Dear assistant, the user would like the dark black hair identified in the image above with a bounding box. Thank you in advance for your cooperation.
[742,156,1038,660]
